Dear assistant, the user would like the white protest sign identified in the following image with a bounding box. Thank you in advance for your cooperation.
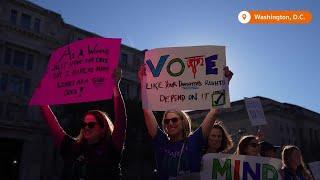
[309,161,320,180]
[201,153,282,180]
[141,46,230,111]
[244,97,267,126]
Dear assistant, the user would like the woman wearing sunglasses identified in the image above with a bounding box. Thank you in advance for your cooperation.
[235,135,260,156]
[39,70,126,180]
[138,65,233,180]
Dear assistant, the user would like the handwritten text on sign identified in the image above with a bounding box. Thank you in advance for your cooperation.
[141,46,230,111]
[29,37,121,105]
[201,153,282,180]
[245,97,267,126]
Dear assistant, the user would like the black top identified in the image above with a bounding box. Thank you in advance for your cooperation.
[60,135,121,180]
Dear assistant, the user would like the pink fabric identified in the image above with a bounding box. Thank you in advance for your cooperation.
[30,37,121,105]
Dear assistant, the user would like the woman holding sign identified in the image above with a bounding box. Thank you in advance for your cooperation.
[39,70,126,180]
[138,65,233,180]
[281,145,314,180]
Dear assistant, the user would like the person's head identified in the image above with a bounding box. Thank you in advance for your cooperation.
[260,141,278,158]
[282,145,302,170]
[162,110,191,142]
[77,110,114,144]
[207,122,233,153]
[281,145,313,179]
[235,135,259,156]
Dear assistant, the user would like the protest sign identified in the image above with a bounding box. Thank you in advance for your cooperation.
[29,37,121,105]
[141,45,230,111]
[201,153,282,180]
[245,97,267,126]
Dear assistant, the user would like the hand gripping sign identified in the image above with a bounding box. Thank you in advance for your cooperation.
[29,37,121,105]
[141,45,230,111]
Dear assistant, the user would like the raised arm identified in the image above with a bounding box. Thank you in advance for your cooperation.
[111,85,127,151]
[111,68,127,151]
[201,109,219,138]
[138,64,158,138]
[40,105,66,147]
[201,66,233,138]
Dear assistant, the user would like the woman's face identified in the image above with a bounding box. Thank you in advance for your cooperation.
[245,139,260,156]
[163,112,183,139]
[82,114,104,144]
[208,128,223,152]
[289,149,301,169]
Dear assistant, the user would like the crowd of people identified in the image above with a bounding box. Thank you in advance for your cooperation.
[38,66,315,180]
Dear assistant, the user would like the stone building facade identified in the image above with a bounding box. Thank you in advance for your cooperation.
[0,0,147,179]
[189,96,320,162]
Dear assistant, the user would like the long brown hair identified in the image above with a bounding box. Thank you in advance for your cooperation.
[162,110,192,139]
[76,110,114,143]
[210,122,233,153]
[282,145,313,180]
[235,135,256,155]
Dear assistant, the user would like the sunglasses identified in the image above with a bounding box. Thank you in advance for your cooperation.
[164,117,179,125]
[81,122,97,129]
[249,142,259,148]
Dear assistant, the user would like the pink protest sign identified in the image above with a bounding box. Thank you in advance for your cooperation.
[29,37,121,105]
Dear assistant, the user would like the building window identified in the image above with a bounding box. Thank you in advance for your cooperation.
[130,84,138,99]
[34,18,40,32]
[310,128,313,144]
[8,75,24,94]
[299,128,303,143]
[134,57,141,70]
[24,78,31,96]
[127,83,130,99]
[6,103,16,119]
[20,13,31,29]
[4,48,12,65]
[10,10,18,24]
[0,102,3,117]
[6,103,24,120]
[13,50,26,68]
[0,73,8,92]
[27,54,34,70]
[5,46,35,70]
[120,53,128,67]
[120,80,129,99]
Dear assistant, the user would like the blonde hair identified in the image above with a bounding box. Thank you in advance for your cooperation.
[76,110,114,143]
[281,145,313,180]
[162,110,192,139]
[235,135,257,155]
